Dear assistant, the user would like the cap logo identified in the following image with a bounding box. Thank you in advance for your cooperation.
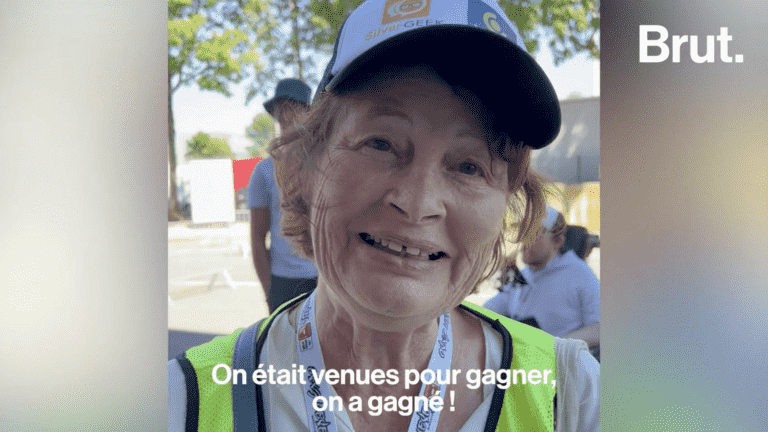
[469,1,518,44]
[381,0,430,24]
[483,12,501,33]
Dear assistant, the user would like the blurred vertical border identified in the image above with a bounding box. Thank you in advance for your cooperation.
[1,2,167,430]
[602,1,768,430]
[2,1,767,431]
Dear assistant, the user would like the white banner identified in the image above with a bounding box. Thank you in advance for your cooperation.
[188,159,236,224]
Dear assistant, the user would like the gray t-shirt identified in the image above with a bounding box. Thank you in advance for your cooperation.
[248,157,317,279]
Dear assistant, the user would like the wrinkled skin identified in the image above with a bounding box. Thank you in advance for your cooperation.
[308,67,510,328]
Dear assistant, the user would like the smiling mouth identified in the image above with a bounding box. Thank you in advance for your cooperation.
[359,233,448,261]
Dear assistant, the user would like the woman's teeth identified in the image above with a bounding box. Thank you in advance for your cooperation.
[361,233,444,260]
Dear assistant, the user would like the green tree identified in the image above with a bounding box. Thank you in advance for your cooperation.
[499,0,599,66]
[245,112,276,158]
[244,0,364,103]
[168,0,264,219]
[186,132,235,159]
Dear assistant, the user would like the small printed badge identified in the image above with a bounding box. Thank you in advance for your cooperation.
[298,323,313,351]
[423,383,440,398]
[381,0,431,25]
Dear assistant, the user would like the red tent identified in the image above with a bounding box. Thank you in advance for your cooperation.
[232,157,262,191]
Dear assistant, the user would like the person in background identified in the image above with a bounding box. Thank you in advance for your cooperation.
[249,78,318,313]
[505,206,601,348]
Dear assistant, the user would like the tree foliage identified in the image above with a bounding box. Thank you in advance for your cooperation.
[245,112,277,158]
[499,0,599,66]
[186,132,236,159]
[169,0,264,96]
[243,0,364,103]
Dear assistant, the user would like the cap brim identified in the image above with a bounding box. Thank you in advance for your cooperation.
[263,97,280,116]
[264,96,310,117]
[326,26,561,149]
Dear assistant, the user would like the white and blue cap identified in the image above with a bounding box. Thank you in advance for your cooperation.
[315,0,561,149]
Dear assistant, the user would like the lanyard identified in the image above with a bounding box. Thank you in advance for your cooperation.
[296,291,453,432]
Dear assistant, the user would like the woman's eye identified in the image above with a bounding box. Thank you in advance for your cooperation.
[364,138,392,152]
[458,161,482,176]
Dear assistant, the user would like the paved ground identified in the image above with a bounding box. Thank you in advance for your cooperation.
[168,222,267,359]
[167,222,600,359]
[168,222,268,334]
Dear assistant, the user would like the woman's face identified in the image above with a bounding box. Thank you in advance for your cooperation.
[308,69,510,321]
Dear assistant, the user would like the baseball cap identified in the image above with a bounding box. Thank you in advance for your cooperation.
[542,206,561,231]
[263,78,312,116]
[315,0,561,149]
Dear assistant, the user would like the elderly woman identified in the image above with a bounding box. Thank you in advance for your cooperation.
[169,1,599,431]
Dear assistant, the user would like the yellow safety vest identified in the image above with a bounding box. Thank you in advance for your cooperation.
[176,294,557,432]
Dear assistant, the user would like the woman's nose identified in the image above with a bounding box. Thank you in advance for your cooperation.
[384,166,447,224]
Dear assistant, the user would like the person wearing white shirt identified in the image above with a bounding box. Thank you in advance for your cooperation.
[485,207,600,349]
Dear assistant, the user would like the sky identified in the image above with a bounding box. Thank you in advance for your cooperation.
[172,47,600,162]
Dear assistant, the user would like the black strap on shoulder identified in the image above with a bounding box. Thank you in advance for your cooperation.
[232,292,313,432]
[175,353,200,432]
[458,304,513,432]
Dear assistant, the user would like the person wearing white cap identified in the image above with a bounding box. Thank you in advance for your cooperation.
[510,206,601,348]
[169,2,598,431]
